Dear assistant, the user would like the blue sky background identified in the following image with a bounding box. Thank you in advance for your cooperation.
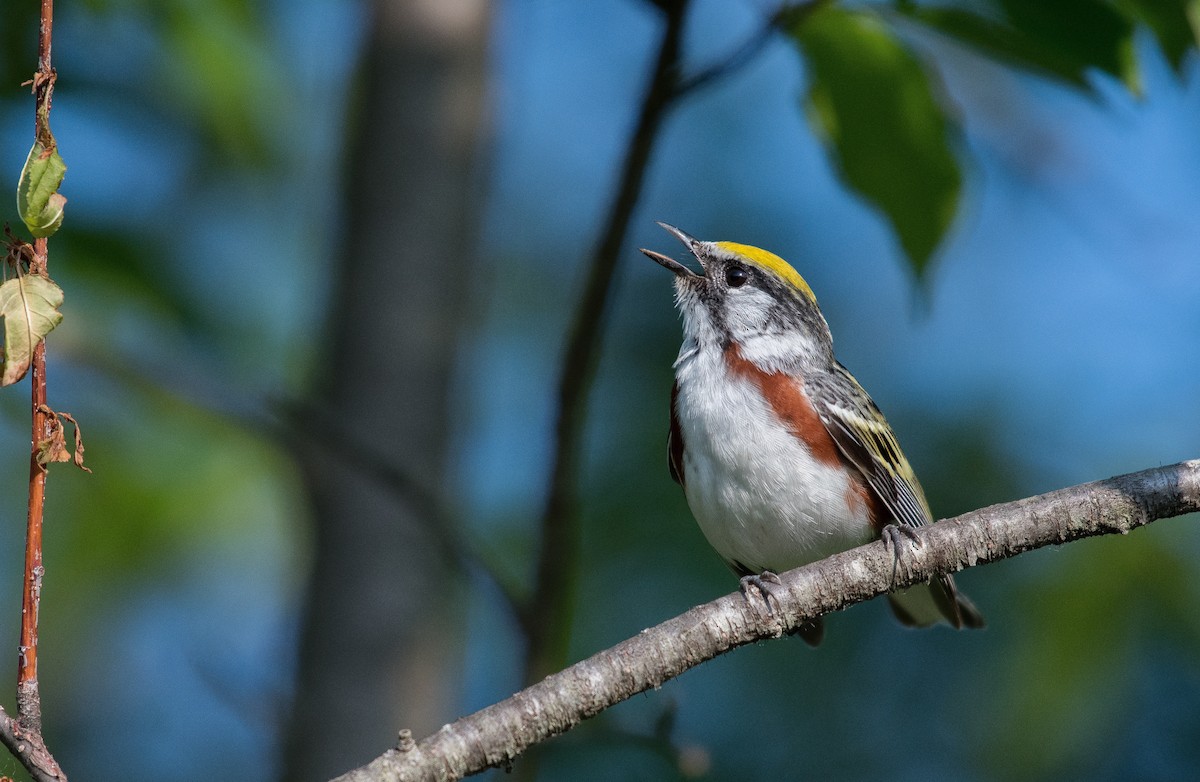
[0,0,1197,779]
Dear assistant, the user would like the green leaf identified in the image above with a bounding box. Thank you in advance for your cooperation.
[1118,0,1200,73]
[16,141,68,238]
[903,0,1138,90]
[1001,0,1135,82]
[27,193,66,238]
[791,7,962,275]
[0,275,64,386]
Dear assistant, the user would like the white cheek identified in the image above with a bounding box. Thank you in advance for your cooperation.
[722,289,821,372]
[723,287,775,334]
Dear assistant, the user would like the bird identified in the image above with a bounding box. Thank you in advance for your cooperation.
[641,222,983,645]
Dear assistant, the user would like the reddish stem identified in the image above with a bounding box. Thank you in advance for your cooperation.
[38,0,53,72]
[19,0,54,729]
[20,333,48,698]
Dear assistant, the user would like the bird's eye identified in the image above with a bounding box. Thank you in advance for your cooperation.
[725,266,749,288]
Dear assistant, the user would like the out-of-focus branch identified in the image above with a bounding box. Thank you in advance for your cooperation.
[524,0,827,685]
[284,403,526,622]
[524,0,692,684]
[334,460,1200,782]
[673,1,825,94]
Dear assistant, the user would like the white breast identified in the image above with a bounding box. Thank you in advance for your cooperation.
[674,346,873,574]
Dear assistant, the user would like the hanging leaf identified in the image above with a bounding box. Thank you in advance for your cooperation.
[901,0,1139,91]
[16,140,67,239]
[0,275,64,386]
[790,6,962,276]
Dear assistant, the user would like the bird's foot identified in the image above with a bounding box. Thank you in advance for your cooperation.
[740,570,783,615]
[881,523,922,584]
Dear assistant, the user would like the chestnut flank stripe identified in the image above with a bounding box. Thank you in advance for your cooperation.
[722,344,841,468]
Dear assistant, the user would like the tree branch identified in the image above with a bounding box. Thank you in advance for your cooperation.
[0,707,63,782]
[673,1,825,96]
[332,460,1200,782]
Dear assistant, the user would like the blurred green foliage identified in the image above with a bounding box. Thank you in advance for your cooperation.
[784,0,1200,273]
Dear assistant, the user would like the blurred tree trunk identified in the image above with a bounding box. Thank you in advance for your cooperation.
[281,1,489,779]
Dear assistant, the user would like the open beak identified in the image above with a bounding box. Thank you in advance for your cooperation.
[640,221,703,278]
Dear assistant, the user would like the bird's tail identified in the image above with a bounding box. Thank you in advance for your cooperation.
[888,575,985,629]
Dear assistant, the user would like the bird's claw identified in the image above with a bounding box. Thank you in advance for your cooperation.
[881,523,921,584]
[740,570,783,615]
[882,523,921,553]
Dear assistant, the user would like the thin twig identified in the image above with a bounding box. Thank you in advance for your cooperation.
[3,1,67,779]
[21,0,55,699]
[673,1,829,96]
[333,459,1200,782]
[20,338,48,698]
[524,0,691,685]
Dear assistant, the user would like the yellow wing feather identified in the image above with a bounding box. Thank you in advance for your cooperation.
[816,369,933,529]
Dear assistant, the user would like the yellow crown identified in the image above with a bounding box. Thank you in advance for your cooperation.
[714,241,815,303]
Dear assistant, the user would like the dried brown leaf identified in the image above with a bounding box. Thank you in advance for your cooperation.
[34,405,91,473]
